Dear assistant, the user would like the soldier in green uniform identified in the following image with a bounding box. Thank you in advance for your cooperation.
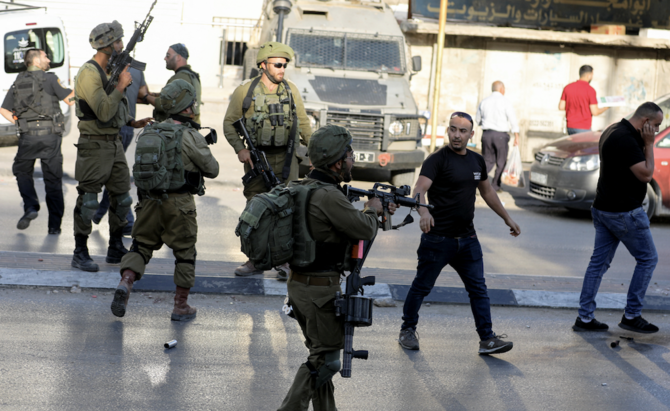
[223,41,312,279]
[111,79,219,321]
[145,43,202,124]
[277,125,395,411]
[72,21,151,272]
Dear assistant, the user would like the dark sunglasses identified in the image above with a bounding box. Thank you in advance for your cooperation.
[450,111,473,125]
[269,62,288,69]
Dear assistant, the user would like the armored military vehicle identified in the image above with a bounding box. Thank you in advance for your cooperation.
[245,0,424,185]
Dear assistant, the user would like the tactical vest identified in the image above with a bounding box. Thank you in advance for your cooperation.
[12,70,64,135]
[75,60,130,130]
[243,76,297,148]
[133,121,203,199]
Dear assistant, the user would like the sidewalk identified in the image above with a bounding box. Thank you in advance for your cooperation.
[2,250,669,311]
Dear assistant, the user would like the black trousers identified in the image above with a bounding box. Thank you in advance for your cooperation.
[481,130,510,191]
[13,134,64,230]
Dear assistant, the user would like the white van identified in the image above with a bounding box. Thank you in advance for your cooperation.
[0,5,70,146]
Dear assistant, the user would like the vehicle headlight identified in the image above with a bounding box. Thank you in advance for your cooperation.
[389,121,403,136]
[562,155,600,171]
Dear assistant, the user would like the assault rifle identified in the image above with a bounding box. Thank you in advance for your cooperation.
[104,0,157,94]
[233,118,281,190]
[345,183,433,231]
[334,183,434,378]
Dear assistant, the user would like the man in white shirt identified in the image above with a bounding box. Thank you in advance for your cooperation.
[475,81,520,192]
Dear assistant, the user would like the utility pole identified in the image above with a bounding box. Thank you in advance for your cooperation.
[429,0,447,153]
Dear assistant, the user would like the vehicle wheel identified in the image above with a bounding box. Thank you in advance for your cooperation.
[242,49,259,80]
[390,170,415,187]
[642,183,657,220]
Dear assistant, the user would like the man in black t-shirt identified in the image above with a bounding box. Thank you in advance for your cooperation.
[0,49,74,234]
[398,112,521,355]
[574,102,662,334]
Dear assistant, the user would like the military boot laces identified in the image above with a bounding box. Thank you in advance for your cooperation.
[72,235,99,272]
[111,269,136,317]
[171,286,197,322]
[106,232,128,264]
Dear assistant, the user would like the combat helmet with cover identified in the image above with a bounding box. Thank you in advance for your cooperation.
[133,80,199,199]
[89,21,124,50]
[256,41,294,65]
[309,125,353,168]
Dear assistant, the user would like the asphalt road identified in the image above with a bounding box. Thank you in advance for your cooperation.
[0,106,669,284]
[2,287,669,410]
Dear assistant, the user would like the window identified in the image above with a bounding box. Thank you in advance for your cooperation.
[287,29,406,73]
[657,136,670,148]
[225,41,247,66]
[4,27,65,73]
[212,17,255,67]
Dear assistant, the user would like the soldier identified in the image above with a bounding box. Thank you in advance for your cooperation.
[223,41,312,279]
[72,21,151,272]
[0,48,74,234]
[145,44,202,124]
[111,79,219,321]
[277,125,394,411]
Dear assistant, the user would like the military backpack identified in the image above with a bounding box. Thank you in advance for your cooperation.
[235,180,329,270]
[133,122,187,197]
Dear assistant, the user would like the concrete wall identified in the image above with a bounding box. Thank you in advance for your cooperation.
[406,32,670,161]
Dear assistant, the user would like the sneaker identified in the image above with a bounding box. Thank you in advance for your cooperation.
[572,317,609,332]
[48,228,61,235]
[275,263,289,281]
[398,328,420,350]
[92,215,102,225]
[17,209,38,230]
[234,260,264,276]
[618,315,659,334]
[479,334,513,355]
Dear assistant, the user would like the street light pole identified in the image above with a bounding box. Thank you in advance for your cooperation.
[429,0,448,153]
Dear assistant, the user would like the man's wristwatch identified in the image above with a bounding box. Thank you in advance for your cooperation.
[142,94,149,104]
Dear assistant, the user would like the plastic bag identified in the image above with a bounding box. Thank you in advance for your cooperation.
[501,146,525,188]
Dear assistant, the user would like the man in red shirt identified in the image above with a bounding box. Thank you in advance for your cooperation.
[559,65,609,135]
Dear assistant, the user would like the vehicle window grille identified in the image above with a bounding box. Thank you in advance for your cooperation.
[287,28,406,73]
[530,182,556,199]
[327,112,383,151]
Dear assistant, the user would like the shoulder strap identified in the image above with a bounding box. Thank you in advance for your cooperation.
[281,79,298,180]
[176,66,201,83]
[87,59,110,94]
[242,76,262,117]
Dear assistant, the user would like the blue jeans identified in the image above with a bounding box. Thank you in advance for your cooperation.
[94,126,135,225]
[578,207,658,320]
[401,233,493,340]
[567,128,591,135]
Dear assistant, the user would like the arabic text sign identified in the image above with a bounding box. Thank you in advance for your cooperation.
[411,0,670,30]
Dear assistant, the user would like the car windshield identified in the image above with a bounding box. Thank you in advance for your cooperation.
[287,29,406,73]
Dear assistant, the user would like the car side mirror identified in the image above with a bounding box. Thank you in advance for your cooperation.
[412,55,422,72]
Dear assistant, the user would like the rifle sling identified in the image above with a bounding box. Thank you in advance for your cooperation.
[78,59,111,121]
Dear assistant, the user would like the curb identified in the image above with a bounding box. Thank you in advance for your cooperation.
[2,267,670,311]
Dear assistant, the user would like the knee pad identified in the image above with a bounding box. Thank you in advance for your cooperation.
[114,192,133,221]
[314,350,341,389]
[80,192,99,222]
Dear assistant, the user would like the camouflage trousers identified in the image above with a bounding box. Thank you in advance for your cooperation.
[277,275,343,411]
[243,150,299,201]
[73,136,130,236]
[120,192,198,289]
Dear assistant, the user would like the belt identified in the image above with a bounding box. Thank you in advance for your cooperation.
[23,129,55,136]
[81,134,119,141]
[289,271,339,286]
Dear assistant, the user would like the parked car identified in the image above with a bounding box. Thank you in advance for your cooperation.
[528,93,670,219]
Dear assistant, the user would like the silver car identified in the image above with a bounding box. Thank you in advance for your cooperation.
[528,93,670,219]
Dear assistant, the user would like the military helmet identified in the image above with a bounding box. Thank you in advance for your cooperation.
[256,41,294,64]
[159,79,196,115]
[89,21,124,49]
[308,125,353,168]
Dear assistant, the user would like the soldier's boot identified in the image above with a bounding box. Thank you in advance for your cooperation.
[106,230,128,264]
[171,286,197,322]
[71,235,99,272]
[234,260,264,276]
[111,269,136,317]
